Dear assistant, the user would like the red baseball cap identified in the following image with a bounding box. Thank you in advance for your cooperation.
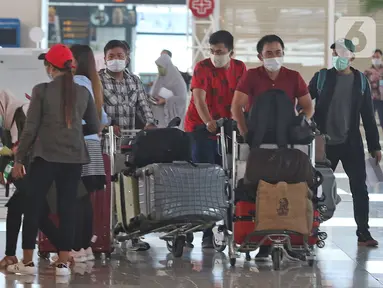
[38,44,73,69]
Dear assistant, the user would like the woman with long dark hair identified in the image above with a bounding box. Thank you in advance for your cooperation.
[7,44,100,276]
[50,44,108,263]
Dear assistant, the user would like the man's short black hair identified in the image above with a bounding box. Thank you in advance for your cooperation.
[209,30,234,51]
[104,40,129,56]
[162,50,172,58]
[256,34,285,54]
[374,49,383,55]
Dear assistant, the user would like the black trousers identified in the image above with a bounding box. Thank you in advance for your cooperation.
[5,191,60,256]
[73,193,93,251]
[326,141,369,232]
[22,158,82,251]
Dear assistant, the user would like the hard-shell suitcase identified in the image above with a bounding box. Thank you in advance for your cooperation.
[137,162,227,223]
[38,153,113,256]
[233,201,320,246]
[316,166,340,221]
[115,172,140,232]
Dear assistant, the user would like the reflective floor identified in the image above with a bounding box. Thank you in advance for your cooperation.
[0,150,383,287]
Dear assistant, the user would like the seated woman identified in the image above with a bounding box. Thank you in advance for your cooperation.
[150,54,188,129]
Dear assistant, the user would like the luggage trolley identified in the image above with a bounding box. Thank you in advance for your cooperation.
[212,120,329,270]
[108,122,221,258]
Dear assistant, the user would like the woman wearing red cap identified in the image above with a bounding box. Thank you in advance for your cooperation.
[7,44,100,276]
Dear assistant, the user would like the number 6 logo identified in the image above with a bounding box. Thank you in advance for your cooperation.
[335,17,376,58]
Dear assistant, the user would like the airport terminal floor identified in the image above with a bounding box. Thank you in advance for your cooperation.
[0,142,382,287]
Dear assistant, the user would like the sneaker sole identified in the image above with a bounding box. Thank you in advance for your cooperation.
[358,241,379,247]
[73,256,87,263]
[7,268,37,275]
[56,269,71,276]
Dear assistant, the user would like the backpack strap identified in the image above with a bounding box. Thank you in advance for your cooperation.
[359,71,367,95]
[316,69,327,95]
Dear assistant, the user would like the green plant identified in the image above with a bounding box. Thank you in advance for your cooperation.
[362,0,383,13]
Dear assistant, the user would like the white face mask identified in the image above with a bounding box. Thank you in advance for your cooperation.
[210,53,231,68]
[106,59,126,73]
[263,57,284,72]
[372,58,382,67]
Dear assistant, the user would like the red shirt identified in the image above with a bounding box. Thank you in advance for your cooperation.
[184,58,246,132]
[236,66,309,108]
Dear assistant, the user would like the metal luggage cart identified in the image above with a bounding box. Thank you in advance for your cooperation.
[212,122,329,270]
[106,124,220,258]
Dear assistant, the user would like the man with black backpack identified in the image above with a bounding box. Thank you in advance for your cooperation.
[309,38,381,247]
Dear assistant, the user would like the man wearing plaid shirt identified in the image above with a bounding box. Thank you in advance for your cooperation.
[99,40,156,135]
[99,40,154,251]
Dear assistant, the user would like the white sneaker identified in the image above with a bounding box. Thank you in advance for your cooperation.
[7,261,37,275]
[84,247,95,261]
[55,263,71,276]
[70,249,87,263]
[51,254,59,263]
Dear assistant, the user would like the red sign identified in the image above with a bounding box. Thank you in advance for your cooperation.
[189,0,215,18]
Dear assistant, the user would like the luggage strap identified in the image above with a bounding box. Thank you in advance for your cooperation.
[317,69,367,96]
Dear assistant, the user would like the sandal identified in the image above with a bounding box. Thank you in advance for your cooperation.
[0,256,18,268]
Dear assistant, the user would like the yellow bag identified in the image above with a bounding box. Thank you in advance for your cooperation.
[255,180,313,235]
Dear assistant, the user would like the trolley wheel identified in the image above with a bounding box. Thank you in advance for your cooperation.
[212,234,226,252]
[318,205,328,213]
[94,252,102,259]
[166,241,173,253]
[318,232,328,241]
[105,252,112,259]
[172,236,185,258]
[230,258,236,267]
[186,233,194,244]
[308,259,314,267]
[271,248,282,271]
[38,252,50,260]
[316,240,325,249]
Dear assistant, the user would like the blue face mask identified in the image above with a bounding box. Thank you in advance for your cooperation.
[332,56,349,71]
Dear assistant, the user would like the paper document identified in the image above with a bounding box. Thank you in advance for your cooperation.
[158,87,174,99]
[366,157,383,188]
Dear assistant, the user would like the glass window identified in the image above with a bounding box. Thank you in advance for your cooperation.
[134,34,192,74]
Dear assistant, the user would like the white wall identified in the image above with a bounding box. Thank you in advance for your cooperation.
[0,0,43,48]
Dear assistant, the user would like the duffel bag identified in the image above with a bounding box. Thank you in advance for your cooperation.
[255,180,313,235]
[244,148,315,187]
[127,128,192,168]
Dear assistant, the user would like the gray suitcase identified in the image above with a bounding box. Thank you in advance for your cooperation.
[136,162,228,222]
[316,166,341,221]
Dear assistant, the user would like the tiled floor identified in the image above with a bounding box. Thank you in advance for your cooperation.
[0,145,383,287]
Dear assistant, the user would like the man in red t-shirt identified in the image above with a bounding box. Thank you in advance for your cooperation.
[231,35,314,259]
[231,34,313,138]
[184,30,246,248]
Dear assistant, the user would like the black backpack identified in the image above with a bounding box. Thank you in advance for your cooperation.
[247,89,314,147]
[127,128,192,168]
